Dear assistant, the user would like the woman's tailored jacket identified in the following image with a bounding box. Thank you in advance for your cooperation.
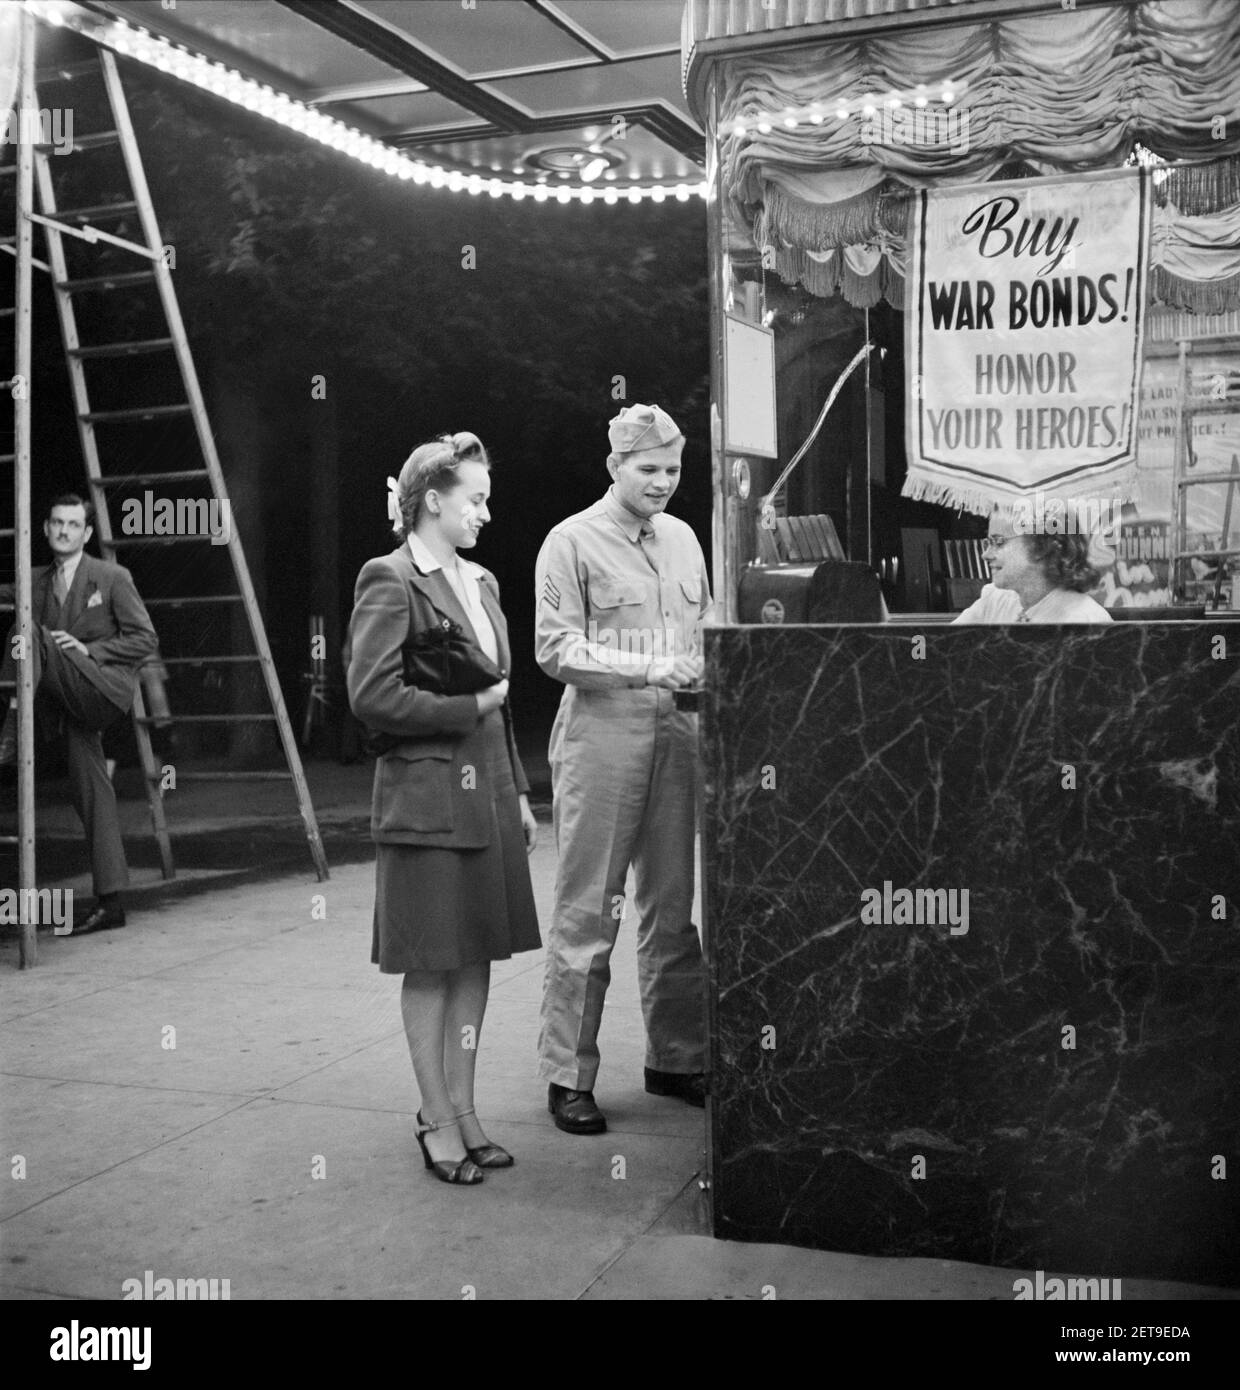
[345,545,529,849]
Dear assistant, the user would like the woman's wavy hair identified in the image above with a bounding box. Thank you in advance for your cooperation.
[393,432,489,538]
[1025,532,1102,593]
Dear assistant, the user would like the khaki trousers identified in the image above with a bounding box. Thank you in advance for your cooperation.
[538,685,707,1091]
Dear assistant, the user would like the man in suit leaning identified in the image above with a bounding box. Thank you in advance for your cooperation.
[1,494,159,934]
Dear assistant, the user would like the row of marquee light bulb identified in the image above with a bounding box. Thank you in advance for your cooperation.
[21,0,706,204]
[729,81,968,137]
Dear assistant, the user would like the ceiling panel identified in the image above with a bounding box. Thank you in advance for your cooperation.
[486,54,696,123]
[351,0,594,77]
[549,0,684,57]
[344,90,489,132]
[107,0,402,88]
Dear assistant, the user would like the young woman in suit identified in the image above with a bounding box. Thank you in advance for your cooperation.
[346,434,540,1185]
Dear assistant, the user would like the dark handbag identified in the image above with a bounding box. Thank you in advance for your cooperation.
[363,616,506,758]
[401,616,505,695]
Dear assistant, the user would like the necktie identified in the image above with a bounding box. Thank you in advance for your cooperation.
[53,568,69,607]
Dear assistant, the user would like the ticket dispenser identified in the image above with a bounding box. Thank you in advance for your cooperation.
[738,511,883,623]
[738,559,884,624]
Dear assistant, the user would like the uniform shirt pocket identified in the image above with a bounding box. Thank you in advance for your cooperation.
[591,580,644,610]
[678,577,701,606]
[374,746,454,833]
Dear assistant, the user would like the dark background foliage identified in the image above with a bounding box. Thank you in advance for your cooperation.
[13,60,710,741]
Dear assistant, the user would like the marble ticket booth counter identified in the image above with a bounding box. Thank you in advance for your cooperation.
[700,621,1240,1287]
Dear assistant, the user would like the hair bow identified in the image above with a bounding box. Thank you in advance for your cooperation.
[386,476,403,535]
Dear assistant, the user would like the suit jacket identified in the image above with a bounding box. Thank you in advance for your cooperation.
[1,553,158,711]
[345,544,529,849]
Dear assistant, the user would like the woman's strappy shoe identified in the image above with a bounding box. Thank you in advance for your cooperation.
[414,1111,484,1185]
[456,1107,515,1169]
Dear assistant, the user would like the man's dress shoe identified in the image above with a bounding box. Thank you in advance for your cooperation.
[67,903,127,936]
[644,1068,707,1108]
[547,1084,607,1134]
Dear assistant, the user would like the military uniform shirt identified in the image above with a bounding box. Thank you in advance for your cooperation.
[535,487,712,688]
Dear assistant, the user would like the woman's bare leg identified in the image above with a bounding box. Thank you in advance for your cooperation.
[402,970,467,1163]
[444,960,491,1149]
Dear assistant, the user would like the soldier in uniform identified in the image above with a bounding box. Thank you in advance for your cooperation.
[535,404,710,1134]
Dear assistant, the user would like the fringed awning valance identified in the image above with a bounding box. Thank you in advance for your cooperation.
[720,0,1240,309]
[759,156,1240,312]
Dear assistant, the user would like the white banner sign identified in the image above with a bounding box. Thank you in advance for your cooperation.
[904,170,1150,515]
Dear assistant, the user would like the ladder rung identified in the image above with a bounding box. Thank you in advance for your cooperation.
[1173,548,1240,560]
[95,469,210,484]
[147,770,295,782]
[0,308,14,318]
[0,454,14,465]
[1177,473,1240,487]
[158,655,265,665]
[143,596,245,607]
[80,404,193,423]
[53,201,139,224]
[45,130,120,153]
[1184,402,1240,415]
[106,535,223,547]
[69,338,174,360]
[134,714,278,724]
[36,61,102,83]
[57,271,156,293]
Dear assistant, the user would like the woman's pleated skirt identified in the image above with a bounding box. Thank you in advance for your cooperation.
[371,711,541,972]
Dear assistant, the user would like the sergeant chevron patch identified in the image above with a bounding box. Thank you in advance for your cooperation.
[542,576,561,610]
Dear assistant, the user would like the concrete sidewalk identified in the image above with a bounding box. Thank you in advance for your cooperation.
[1,767,1235,1300]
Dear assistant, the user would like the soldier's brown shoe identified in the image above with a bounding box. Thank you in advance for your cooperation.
[548,1084,607,1134]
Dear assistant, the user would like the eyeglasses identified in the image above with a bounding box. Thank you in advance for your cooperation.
[981,535,1013,553]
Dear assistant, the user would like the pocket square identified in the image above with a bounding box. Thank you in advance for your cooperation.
[86,591,103,608]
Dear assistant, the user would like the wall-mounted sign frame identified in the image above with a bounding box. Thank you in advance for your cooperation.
[724,315,778,458]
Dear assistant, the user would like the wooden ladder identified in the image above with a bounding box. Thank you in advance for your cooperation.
[4,38,328,902]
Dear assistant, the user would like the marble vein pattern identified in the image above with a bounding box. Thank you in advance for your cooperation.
[702,623,1240,1285]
